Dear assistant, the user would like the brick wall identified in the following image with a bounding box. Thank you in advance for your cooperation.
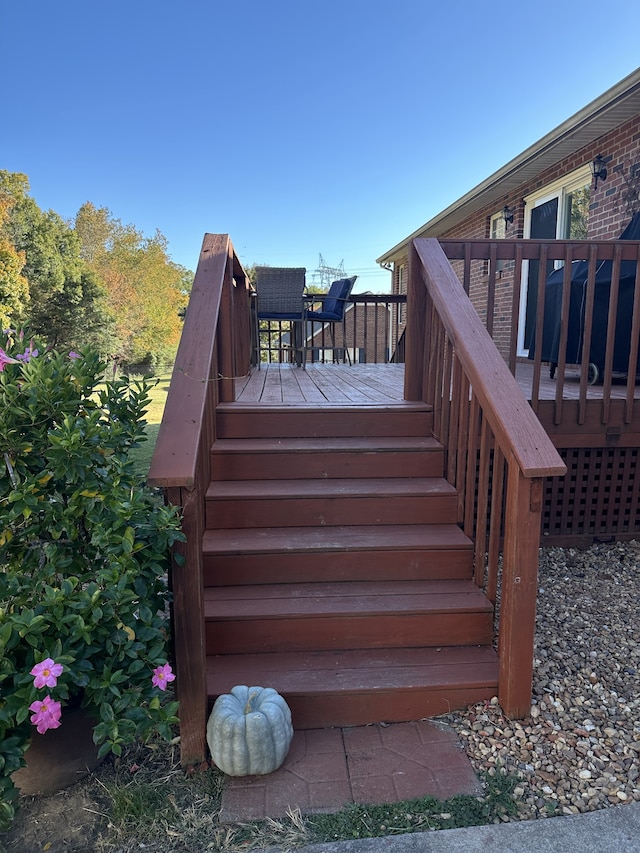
[392,114,640,360]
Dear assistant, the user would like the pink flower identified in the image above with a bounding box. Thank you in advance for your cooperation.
[151,663,175,691]
[16,342,38,362]
[29,696,62,734]
[68,351,81,360]
[0,347,19,372]
[30,658,64,689]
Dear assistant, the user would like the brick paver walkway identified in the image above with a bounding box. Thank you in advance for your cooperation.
[219,719,481,822]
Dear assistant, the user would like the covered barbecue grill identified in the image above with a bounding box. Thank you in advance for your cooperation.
[533,213,640,383]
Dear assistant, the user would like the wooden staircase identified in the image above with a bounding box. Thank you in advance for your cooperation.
[204,402,499,729]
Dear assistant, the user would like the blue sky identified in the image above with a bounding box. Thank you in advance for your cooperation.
[2,2,639,292]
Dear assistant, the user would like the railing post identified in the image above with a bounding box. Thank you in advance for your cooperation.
[217,249,235,402]
[167,485,208,767]
[498,466,544,718]
[232,259,252,381]
[405,241,428,401]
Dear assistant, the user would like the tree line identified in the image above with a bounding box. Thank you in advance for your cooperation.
[0,171,191,369]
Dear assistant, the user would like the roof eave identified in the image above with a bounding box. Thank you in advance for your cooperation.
[377,67,640,266]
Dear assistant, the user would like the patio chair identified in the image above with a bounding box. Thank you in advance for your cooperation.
[254,266,306,367]
[303,276,357,366]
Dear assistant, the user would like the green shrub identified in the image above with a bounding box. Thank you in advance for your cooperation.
[0,335,183,828]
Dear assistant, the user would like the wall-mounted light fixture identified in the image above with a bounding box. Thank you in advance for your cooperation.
[502,205,515,227]
[591,155,608,190]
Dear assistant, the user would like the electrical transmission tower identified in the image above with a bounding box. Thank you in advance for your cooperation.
[311,254,346,290]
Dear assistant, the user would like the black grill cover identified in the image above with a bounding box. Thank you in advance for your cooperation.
[532,213,640,374]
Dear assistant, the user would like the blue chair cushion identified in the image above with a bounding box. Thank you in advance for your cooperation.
[307,277,355,322]
[258,311,303,320]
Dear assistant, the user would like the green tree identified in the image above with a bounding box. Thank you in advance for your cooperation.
[0,172,81,306]
[0,173,112,352]
[75,204,189,367]
[74,200,113,265]
[0,196,29,328]
[31,269,115,354]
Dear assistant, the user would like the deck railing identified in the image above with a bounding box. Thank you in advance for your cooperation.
[148,234,251,765]
[260,294,406,364]
[439,238,640,427]
[406,238,567,717]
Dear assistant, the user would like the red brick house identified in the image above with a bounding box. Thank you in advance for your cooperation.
[377,69,640,546]
[378,68,640,363]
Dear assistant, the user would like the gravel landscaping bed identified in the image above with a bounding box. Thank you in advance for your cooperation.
[444,540,640,820]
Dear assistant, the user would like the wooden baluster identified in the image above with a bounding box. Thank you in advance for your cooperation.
[601,243,623,424]
[474,414,491,586]
[486,445,505,605]
[625,245,640,423]
[508,244,523,375]
[578,245,598,424]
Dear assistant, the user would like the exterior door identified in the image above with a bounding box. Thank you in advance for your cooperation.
[517,166,591,356]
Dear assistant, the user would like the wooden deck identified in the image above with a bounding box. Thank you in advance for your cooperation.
[235,364,406,405]
[151,235,640,767]
[234,362,640,406]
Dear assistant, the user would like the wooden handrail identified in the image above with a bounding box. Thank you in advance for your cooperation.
[440,238,640,261]
[147,233,251,766]
[149,234,251,489]
[411,239,566,479]
[407,238,567,719]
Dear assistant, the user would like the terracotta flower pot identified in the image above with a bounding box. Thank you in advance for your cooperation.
[12,706,103,796]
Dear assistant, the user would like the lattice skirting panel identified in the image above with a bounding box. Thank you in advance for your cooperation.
[542,446,640,542]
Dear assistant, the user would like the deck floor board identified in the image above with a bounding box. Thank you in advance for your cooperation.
[234,362,640,406]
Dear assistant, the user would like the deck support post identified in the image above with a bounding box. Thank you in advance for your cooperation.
[498,468,543,718]
[404,242,429,401]
[168,485,208,767]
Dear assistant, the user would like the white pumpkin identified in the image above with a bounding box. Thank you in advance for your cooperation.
[207,685,294,776]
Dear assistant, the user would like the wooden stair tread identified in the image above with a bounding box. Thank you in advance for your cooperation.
[204,579,492,618]
[206,477,456,500]
[215,403,434,438]
[207,646,499,694]
[203,523,472,555]
[216,403,433,414]
[211,436,443,453]
[202,402,497,729]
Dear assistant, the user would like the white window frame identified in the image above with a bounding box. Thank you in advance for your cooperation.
[490,212,507,274]
[490,211,507,240]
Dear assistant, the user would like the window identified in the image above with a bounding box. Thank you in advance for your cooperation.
[489,212,507,273]
[524,166,591,241]
[397,264,407,325]
[490,212,506,240]
[564,185,590,239]
[517,166,591,355]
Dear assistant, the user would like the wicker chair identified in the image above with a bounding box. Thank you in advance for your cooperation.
[254,266,306,367]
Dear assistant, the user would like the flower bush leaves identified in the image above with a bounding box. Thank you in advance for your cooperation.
[0,337,183,827]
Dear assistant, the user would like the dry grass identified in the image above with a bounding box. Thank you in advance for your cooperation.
[1,731,516,853]
[0,735,315,853]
